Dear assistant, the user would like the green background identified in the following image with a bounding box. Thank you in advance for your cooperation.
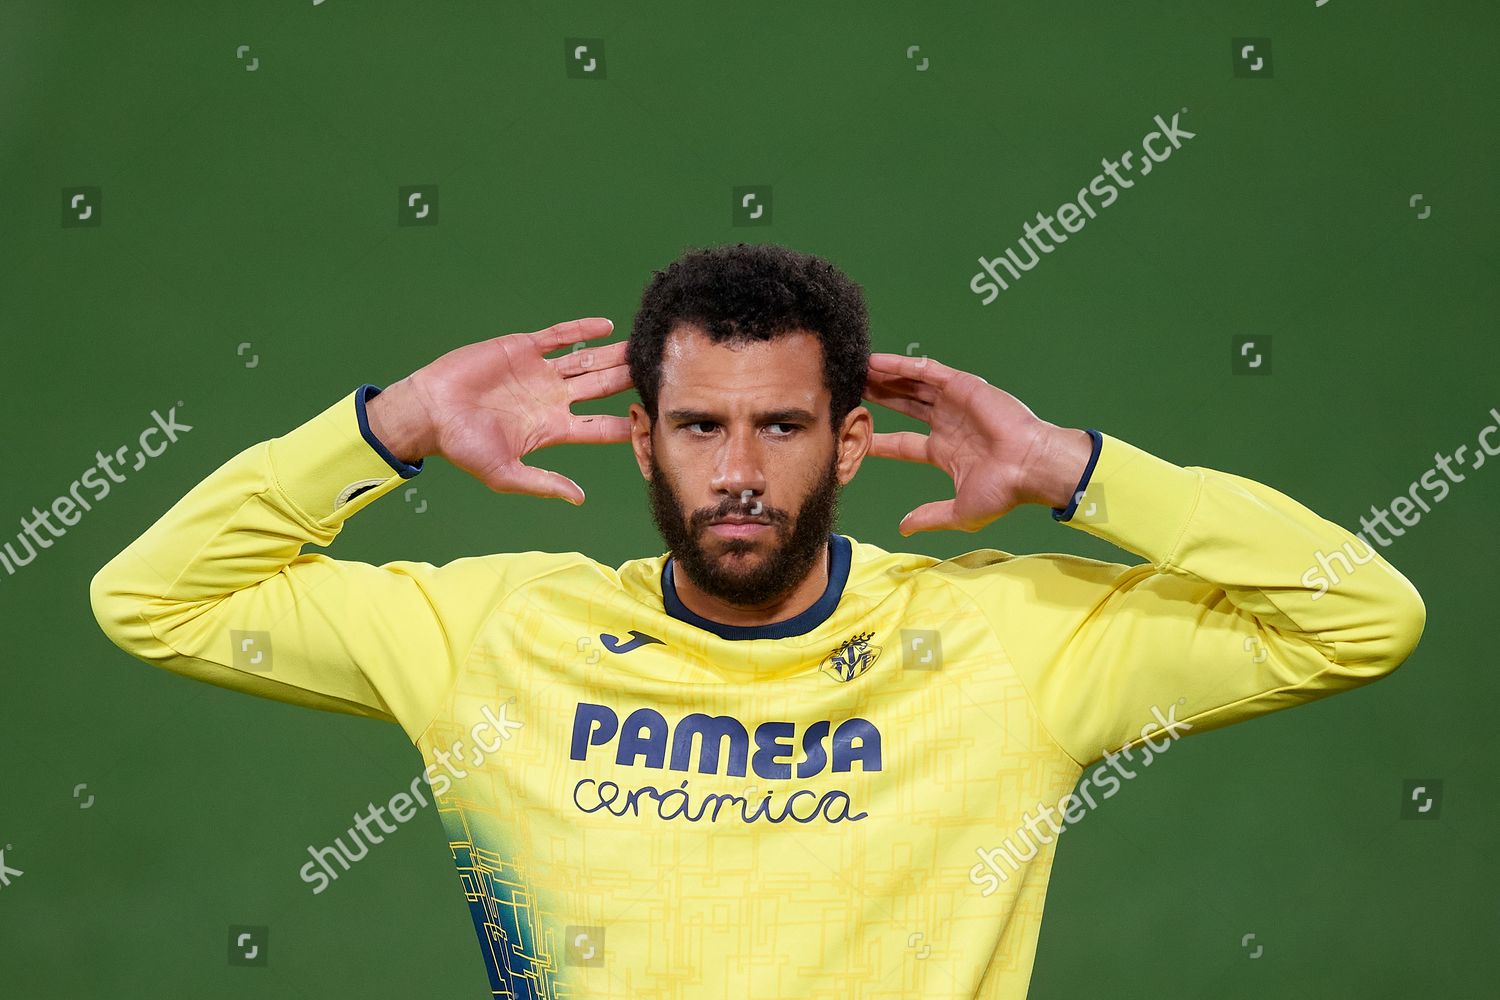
[1,1,1493,996]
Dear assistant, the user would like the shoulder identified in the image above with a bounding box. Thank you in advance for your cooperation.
[431,549,619,597]
[865,536,1140,605]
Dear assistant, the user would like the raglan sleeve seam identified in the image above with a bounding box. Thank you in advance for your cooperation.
[940,573,1091,771]
[406,554,597,746]
[409,593,493,747]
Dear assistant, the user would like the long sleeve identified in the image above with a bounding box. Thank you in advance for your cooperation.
[88,387,510,743]
[946,432,1427,767]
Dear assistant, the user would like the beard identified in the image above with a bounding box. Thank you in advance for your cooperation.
[647,445,842,608]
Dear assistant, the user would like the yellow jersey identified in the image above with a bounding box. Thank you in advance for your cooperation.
[89,386,1425,998]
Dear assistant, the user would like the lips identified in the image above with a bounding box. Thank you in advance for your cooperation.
[707,515,773,538]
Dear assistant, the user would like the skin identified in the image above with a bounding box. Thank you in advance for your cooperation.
[366,316,1094,630]
[628,326,871,626]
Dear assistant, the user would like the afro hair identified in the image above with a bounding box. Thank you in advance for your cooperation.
[626,243,871,433]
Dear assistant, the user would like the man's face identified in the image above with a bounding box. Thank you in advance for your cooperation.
[630,326,870,608]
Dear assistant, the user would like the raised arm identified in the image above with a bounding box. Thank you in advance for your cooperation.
[956,431,1425,765]
[89,317,633,742]
[862,351,1425,766]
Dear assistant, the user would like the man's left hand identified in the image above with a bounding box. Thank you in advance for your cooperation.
[862,352,1094,536]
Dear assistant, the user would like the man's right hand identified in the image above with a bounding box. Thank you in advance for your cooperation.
[364,317,632,504]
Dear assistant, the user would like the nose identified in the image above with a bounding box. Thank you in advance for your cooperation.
[710,426,767,507]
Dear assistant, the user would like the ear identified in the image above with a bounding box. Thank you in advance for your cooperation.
[628,403,655,480]
[835,405,873,485]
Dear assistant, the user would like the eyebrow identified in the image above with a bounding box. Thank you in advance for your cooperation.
[664,407,819,424]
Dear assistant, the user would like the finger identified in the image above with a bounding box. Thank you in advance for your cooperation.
[563,412,633,445]
[899,499,960,536]
[868,352,959,386]
[552,339,628,379]
[866,431,931,463]
[865,365,938,396]
[863,374,934,422]
[530,317,615,353]
[484,459,586,506]
[565,358,636,403]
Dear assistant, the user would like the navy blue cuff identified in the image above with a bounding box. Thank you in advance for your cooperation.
[1051,428,1103,522]
[355,384,424,479]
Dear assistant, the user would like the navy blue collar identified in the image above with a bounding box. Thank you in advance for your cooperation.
[660,532,851,640]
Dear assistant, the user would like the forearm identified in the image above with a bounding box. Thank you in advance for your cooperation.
[1066,433,1427,674]
[88,389,405,670]
[972,431,1427,763]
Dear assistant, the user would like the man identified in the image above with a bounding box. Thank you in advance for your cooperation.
[90,243,1425,997]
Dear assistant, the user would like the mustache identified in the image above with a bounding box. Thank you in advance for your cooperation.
[696,502,784,525]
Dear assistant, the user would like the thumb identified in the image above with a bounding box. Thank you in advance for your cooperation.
[898,499,957,536]
[485,461,585,505]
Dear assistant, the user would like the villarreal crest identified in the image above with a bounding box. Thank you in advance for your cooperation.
[821,630,882,683]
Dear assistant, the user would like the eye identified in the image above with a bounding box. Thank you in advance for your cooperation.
[682,421,799,436]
